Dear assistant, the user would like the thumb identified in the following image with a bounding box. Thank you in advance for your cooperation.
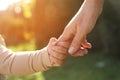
[68,31,85,54]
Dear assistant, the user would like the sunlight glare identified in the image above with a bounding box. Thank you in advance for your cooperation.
[0,0,20,11]
[24,0,31,4]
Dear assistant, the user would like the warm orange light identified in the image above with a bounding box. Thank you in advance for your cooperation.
[14,6,22,14]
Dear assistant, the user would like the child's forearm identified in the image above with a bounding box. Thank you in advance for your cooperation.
[0,46,52,76]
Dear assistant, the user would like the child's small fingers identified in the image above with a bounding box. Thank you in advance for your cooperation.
[49,37,57,46]
[82,40,92,48]
[71,47,88,57]
[50,55,64,67]
[71,50,85,57]
[83,43,92,49]
[49,48,67,60]
[80,47,88,54]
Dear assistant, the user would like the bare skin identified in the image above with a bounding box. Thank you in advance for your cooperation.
[58,0,104,55]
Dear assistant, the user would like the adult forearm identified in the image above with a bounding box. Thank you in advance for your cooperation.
[76,0,104,33]
[84,0,104,15]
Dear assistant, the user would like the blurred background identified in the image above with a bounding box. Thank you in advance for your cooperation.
[0,0,120,80]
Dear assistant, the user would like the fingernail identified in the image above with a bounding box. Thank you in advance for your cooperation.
[68,47,76,54]
[81,47,85,50]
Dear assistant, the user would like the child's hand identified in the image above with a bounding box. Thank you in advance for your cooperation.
[47,37,69,66]
[58,36,92,57]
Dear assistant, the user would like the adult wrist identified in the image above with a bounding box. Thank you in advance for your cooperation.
[84,0,104,15]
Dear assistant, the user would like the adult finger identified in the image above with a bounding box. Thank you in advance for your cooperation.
[82,39,92,49]
[68,27,85,54]
[58,23,75,42]
[49,48,66,60]
[50,56,64,67]
[71,47,88,57]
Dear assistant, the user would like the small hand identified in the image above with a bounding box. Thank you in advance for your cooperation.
[47,37,69,66]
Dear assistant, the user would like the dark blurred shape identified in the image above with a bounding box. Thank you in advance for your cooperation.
[88,0,120,58]
[101,0,120,57]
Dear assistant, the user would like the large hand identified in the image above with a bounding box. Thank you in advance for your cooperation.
[58,0,104,55]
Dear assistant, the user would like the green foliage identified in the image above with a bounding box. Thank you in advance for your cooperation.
[43,54,120,80]
[6,42,120,80]
[7,72,44,80]
[87,0,120,57]
[8,40,36,51]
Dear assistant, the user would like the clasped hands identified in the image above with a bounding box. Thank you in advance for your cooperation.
[47,0,103,66]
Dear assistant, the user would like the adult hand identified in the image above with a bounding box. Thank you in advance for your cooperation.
[58,0,104,55]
